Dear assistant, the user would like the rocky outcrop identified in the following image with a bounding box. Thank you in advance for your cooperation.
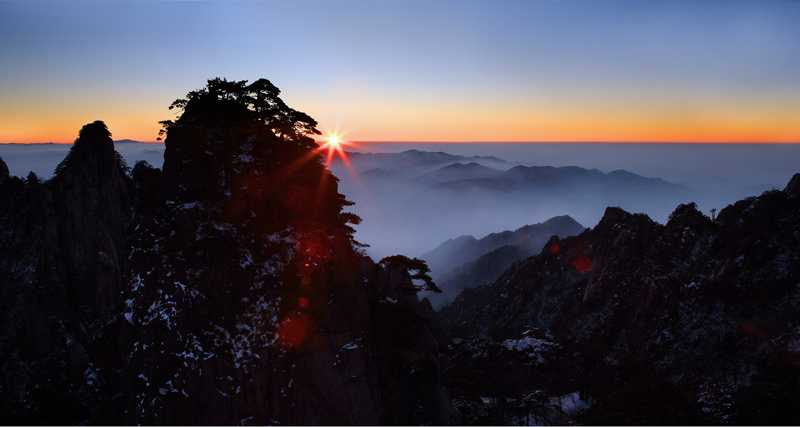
[441,184,800,424]
[121,115,457,424]
[43,120,130,321]
[785,172,800,199]
[0,81,458,424]
[0,122,130,423]
[423,215,585,276]
[421,215,586,308]
[0,157,9,184]
[0,164,45,422]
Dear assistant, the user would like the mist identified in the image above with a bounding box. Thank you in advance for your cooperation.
[2,141,797,262]
[329,143,797,260]
[0,142,165,179]
[347,142,799,188]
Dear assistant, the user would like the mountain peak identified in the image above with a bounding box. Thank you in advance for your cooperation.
[0,157,8,184]
[0,82,459,424]
[53,120,126,180]
[785,173,800,199]
[421,215,586,308]
[540,215,585,230]
[597,206,633,226]
[44,120,131,319]
[440,172,800,424]
[666,202,711,230]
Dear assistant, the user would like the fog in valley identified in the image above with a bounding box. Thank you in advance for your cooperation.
[3,141,797,266]
[328,143,796,259]
[0,141,166,180]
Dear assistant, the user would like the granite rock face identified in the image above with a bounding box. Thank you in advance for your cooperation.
[0,157,9,184]
[121,114,457,425]
[0,122,131,423]
[440,175,800,424]
[421,215,586,309]
[45,121,130,321]
[0,85,458,424]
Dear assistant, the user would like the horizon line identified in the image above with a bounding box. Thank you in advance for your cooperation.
[2,140,799,145]
[341,140,800,144]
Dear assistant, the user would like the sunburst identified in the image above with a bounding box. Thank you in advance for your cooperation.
[318,134,352,172]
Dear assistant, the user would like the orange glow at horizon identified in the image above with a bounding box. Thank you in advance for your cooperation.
[1,106,798,144]
[304,84,800,143]
[333,115,799,144]
[4,123,798,145]
[2,82,799,144]
[0,113,165,144]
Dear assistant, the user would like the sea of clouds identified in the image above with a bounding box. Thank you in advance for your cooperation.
[3,141,798,259]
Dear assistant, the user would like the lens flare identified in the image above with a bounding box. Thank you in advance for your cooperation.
[316,135,361,187]
[319,135,347,166]
[277,312,310,349]
[572,257,592,274]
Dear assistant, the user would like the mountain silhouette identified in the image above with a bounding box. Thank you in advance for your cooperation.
[0,80,459,425]
[420,215,586,309]
[438,175,800,424]
[327,148,757,259]
[413,162,504,186]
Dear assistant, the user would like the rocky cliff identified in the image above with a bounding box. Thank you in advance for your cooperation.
[421,215,586,309]
[0,79,458,425]
[440,175,800,424]
[0,122,131,423]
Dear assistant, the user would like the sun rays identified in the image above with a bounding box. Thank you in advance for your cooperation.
[316,134,361,180]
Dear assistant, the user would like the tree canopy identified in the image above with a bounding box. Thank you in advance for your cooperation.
[158,78,321,143]
[376,255,442,295]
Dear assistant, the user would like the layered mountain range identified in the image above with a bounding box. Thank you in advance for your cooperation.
[438,174,800,424]
[2,78,798,425]
[420,215,586,309]
[327,149,773,259]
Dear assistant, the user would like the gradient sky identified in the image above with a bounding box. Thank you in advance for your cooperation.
[1,0,799,144]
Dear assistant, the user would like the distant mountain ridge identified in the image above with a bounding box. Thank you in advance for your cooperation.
[423,215,585,274]
[326,148,759,259]
[431,164,680,194]
[333,149,513,177]
[437,174,800,424]
[413,162,504,185]
[420,215,586,308]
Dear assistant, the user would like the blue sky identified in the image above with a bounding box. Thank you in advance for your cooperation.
[1,0,799,143]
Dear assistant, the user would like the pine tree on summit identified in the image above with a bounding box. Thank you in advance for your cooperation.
[156,77,362,245]
[376,255,442,295]
[158,77,320,146]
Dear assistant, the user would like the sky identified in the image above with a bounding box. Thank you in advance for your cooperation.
[1,0,799,144]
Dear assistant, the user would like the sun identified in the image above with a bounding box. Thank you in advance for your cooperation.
[314,131,362,189]
[318,135,348,167]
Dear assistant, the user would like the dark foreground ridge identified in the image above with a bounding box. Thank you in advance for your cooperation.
[2,78,799,425]
[0,79,458,424]
[439,173,800,424]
